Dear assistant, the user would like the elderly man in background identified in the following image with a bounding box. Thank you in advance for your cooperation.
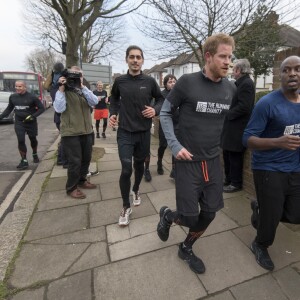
[221,58,255,193]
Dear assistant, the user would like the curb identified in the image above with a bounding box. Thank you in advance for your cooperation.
[0,136,60,281]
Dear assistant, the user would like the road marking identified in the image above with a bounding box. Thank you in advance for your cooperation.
[0,170,31,220]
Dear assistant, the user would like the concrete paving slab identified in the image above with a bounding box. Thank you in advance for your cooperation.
[99,153,119,162]
[195,231,266,294]
[284,223,300,232]
[107,214,165,244]
[88,161,97,172]
[25,205,89,241]
[149,173,177,191]
[107,223,130,244]
[47,271,92,300]
[37,188,101,211]
[91,170,121,184]
[230,274,288,300]
[202,211,239,237]
[50,165,68,178]
[0,209,32,281]
[147,188,176,212]
[293,261,300,271]
[98,160,121,171]
[222,194,252,226]
[90,196,157,227]
[134,180,157,194]
[42,150,56,160]
[90,198,124,227]
[205,291,235,300]
[104,147,118,154]
[34,158,54,174]
[30,227,106,245]
[234,223,300,270]
[273,266,300,300]
[11,287,45,300]
[9,243,88,288]
[66,242,109,274]
[13,172,48,211]
[129,214,159,238]
[109,226,186,261]
[222,190,246,200]
[44,177,67,192]
[94,245,207,300]
[99,182,122,200]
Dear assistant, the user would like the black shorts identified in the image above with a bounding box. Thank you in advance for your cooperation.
[15,120,38,137]
[175,156,224,216]
[117,128,150,162]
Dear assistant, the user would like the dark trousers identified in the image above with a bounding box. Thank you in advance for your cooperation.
[158,122,167,159]
[253,170,300,248]
[15,121,38,158]
[117,128,150,208]
[62,134,93,193]
[223,150,245,187]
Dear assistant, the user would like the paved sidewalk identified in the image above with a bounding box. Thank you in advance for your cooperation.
[2,129,300,300]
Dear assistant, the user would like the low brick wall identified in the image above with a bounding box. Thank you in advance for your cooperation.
[243,149,256,197]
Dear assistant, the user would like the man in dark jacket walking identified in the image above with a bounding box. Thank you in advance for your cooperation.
[221,58,255,192]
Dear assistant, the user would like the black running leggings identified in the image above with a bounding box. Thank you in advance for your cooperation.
[96,119,107,132]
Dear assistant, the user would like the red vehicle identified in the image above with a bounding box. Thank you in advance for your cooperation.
[0,71,51,108]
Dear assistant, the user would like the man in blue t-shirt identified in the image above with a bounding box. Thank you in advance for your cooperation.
[243,55,300,271]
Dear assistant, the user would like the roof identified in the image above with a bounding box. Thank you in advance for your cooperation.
[167,51,201,66]
[146,50,202,75]
[279,24,300,48]
[146,62,169,74]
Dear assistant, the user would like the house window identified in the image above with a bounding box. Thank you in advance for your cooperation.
[171,69,174,75]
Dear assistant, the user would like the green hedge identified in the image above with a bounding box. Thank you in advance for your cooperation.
[255,91,270,103]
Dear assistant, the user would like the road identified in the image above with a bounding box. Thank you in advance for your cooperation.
[0,107,59,218]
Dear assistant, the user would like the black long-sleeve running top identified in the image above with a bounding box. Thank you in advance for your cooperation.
[0,92,45,122]
[109,71,164,132]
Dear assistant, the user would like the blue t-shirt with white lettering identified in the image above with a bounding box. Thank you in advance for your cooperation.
[243,89,300,172]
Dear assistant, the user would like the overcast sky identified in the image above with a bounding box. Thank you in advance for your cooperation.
[0,0,299,75]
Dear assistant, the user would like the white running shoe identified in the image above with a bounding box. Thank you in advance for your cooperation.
[118,207,132,226]
[131,190,141,206]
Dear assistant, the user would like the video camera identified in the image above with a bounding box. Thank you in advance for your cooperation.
[59,69,82,89]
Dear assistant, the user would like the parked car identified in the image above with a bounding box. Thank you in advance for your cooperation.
[0,91,14,123]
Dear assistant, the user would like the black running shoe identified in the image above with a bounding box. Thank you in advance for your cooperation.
[169,169,175,179]
[96,133,100,138]
[178,243,206,274]
[250,240,274,271]
[250,200,259,229]
[157,206,172,241]
[144,169,152,182]
[157,161,164,175]
[33,154,39,163]
[17,159,29,170]
[102,132,106,138]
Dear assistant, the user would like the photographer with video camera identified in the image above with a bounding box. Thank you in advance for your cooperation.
[54,66,99,199]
